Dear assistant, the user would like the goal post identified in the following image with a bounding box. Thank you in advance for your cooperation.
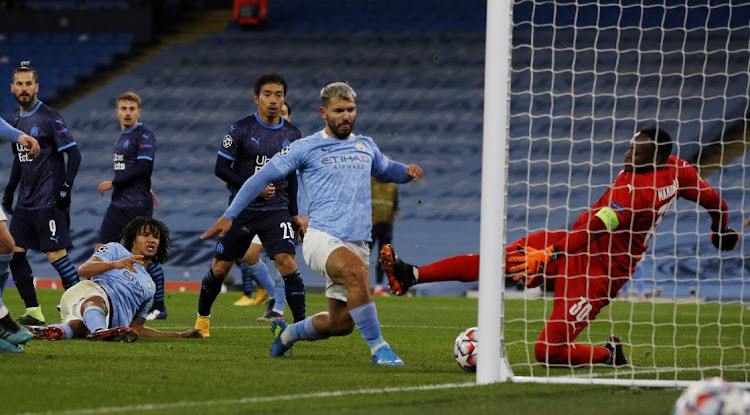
[481,0,750,388]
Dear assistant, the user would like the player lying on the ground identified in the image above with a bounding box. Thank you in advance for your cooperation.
[29,217,204,342]
[380,127,738,367]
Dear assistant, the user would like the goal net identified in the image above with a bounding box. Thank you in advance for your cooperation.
[484,1,750,387]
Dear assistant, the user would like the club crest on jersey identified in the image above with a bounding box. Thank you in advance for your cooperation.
[355,141,365,151]
[279,143,291,156]
[223,135,233,148]
[96,245,109,254]
[30,126,38,136]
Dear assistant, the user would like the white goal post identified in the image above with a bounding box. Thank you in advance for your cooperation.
[480,0,750,388]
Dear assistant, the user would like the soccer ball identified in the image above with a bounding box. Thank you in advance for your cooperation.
[673,377,750,415]
[453,327,478,372]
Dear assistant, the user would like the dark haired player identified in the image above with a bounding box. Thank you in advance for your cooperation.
[195,72,306,336]
[29,217,204,341]
[3,62,82,326]
[381,127,738,367]
[95,91,167,320]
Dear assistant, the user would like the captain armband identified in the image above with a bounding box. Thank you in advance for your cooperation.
[594,207,620,231]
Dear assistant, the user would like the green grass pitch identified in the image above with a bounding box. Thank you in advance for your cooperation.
[2,288,747,414]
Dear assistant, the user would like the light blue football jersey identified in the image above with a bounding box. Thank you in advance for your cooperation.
[91,242,155,327]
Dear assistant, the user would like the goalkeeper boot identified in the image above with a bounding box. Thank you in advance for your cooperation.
[16,307,45,326]
[270,318,292,356]
[233,295,254,306]
[29,325,65,341]
[87,326,139,343]
[604,335,627,366]
[371,345,405,366]
[379,244,416,296]
[195,315,210,338]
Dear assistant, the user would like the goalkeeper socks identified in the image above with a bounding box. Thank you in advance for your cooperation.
[10,252,39,308]
[146,263,166,310]
[238,262,254,296]
[51,323,74,339]
[282,313,329,346]
[82,306,107,333]
[51,255,80,290]
[349,302,387,354]
[282,270,306,322]
[419,254,480,283]
[198,269,223,317]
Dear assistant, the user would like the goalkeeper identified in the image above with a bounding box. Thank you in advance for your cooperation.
[380,127,738,367]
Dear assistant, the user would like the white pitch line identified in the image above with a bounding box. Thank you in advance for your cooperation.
[13,382,479,415]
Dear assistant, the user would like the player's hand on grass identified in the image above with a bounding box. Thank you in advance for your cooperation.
[2,186,14,215]
[405,164,424,182]
[55,182,72,209]
[202,216,232,239]
[116,255,144,272]
[18,134,39,159]
[98,181,113,196]
[181,328,205,339]
[508,245,559,287]
[710,226,739,251]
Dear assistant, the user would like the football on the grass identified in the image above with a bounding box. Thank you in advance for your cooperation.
[453,327,478,372]
[672,377,750,415]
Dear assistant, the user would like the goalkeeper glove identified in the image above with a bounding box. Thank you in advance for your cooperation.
[2,186,14,215]
[55,182,71,209]
[710,227,738,251]
[508,245,560,287]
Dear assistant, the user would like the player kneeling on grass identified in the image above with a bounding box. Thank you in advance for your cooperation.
[29,217,204,342]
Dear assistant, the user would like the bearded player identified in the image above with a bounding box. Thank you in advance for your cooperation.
[380,127,738,367]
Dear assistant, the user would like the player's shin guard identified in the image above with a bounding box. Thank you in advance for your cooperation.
[10,252,39,308]
[273,275,286,311]
[0,252,12,297]
[146,263,166,311]
[51,255,80,290]
[250,261,274,292]
[286,313,329,342]
[283,270,306,323]
[349,302,387,354]
[198,269,223,317]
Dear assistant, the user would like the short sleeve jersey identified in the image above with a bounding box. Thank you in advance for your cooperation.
[217,113,301,211]
[270,130,391,241]
[111,123,156,207]
[91,242,155,327]
[10,101,76,210]
[574,155,701,273]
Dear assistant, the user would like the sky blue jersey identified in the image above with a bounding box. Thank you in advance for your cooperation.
[91,242,155,327]
[226,130,413,242]
[0,116,22,143]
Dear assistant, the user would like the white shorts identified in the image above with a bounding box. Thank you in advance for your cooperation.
[59,280,112,325]
[302,228,370,302]
[0,206,6,222]
[251,235,261,245]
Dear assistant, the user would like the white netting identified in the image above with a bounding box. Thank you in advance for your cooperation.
[498,1,750,387]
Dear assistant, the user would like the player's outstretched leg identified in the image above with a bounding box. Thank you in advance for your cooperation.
[29,325,65,340]
[87,326,139,343]
[379,244,416,296]
[604,335,628,366]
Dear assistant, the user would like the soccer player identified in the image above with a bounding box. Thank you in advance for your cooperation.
[29,217,204,341]
[195,73,306,337]
[95,91,168,321]
[202,82,424,365]
[232,101,296,308]
[0,116,39,353]
[3,62,82,326]
[369,177,401,296]
[380,127,738,367]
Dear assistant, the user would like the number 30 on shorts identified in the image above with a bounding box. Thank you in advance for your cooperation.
[279,221,294,240]
[569,297,592,322]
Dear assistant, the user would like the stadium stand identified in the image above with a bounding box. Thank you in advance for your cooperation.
[0,0,747,298]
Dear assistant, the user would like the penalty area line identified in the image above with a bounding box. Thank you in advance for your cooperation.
[15,382,479,415]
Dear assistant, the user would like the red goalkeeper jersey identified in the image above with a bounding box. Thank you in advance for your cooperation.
[562,155,727,276]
